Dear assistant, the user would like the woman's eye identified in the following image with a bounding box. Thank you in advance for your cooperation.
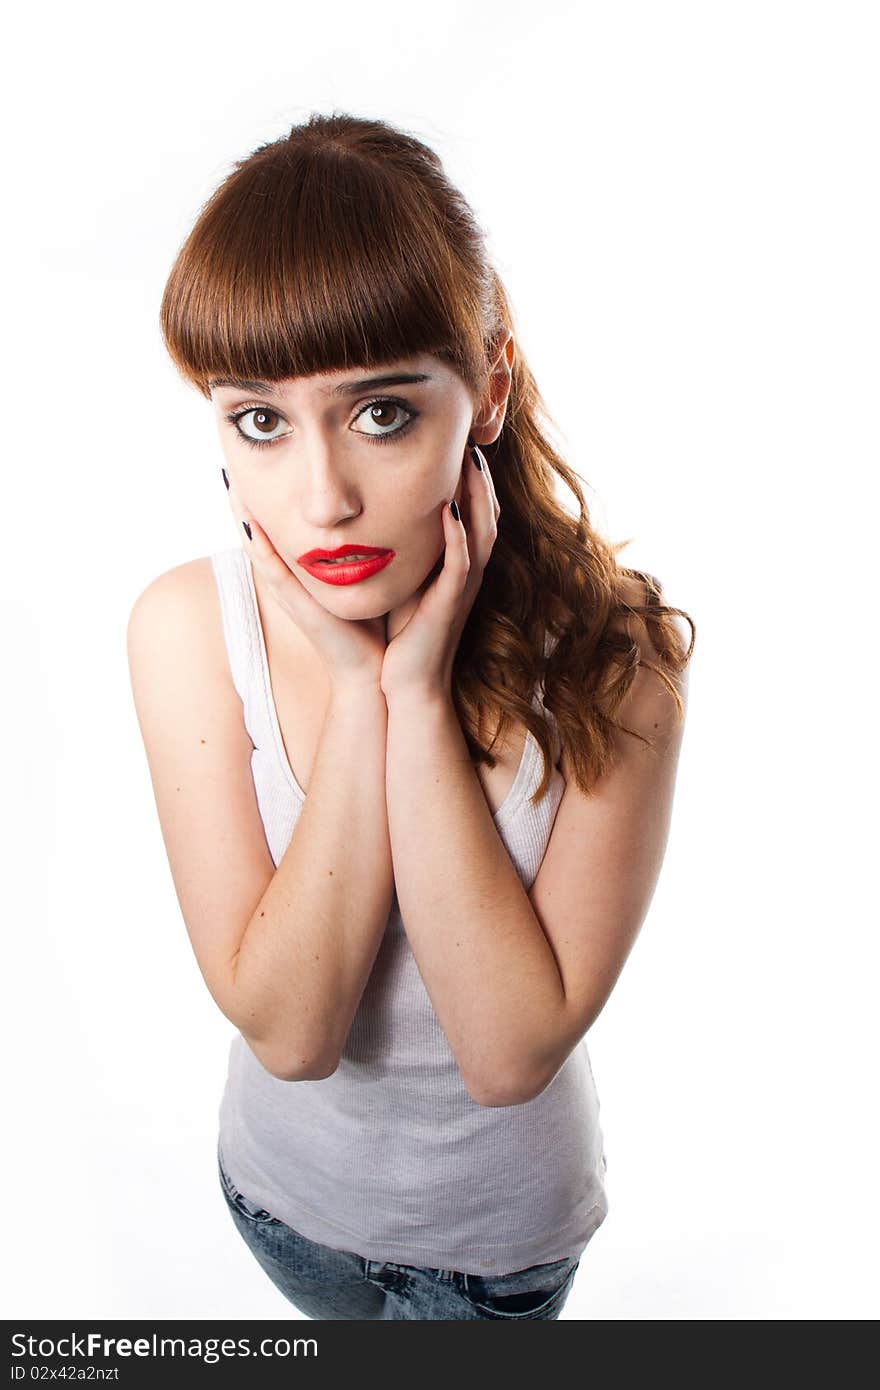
[231,407,289,446]
[351,398,415,442]
[225,396,416,451]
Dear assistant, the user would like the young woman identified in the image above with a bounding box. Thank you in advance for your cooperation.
[127,111,694,1321]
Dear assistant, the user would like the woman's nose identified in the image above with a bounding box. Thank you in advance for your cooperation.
[296,448,362,526]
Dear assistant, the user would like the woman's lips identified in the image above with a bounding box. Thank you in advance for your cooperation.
[297,549,396,586]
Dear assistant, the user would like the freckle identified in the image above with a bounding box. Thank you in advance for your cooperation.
[200,738,206,744]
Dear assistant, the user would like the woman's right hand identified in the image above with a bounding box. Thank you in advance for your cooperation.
[225,480,388,692]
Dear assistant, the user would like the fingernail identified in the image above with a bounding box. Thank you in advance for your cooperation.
[470,444,483,470]
[450,499,460,521]
[242,520,252,541]
[221,467,229,490]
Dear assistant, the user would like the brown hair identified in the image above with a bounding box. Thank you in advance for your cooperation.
[160,111,695,802]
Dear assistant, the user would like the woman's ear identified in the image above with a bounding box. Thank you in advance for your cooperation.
[472,331,515,446]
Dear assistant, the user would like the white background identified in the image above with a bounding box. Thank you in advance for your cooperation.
[3,0,877,1320]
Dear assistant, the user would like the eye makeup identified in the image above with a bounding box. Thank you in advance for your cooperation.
[224,396,420,451]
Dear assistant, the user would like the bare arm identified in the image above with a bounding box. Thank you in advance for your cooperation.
[385,688,565,1107]
[126,561,394,1085]
[232,684,394,1080]
[384,626,688,1108]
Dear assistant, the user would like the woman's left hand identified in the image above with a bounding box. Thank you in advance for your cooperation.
[380,440,500,702]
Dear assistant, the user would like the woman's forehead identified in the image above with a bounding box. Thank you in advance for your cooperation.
[209,354,457,400]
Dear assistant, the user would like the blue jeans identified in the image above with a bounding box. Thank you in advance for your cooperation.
[218,1145,580,1320]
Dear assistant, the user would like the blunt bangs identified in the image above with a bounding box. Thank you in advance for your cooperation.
[160,143,489,400]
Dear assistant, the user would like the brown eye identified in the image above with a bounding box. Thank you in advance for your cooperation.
[231,407,289,447]
[351,398,415,441]
[252,409,280,435]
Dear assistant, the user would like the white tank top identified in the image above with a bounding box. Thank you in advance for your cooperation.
[211,546,608,1276]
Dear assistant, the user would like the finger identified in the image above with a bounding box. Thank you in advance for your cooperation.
[464,443,499,567]
[454,452,474,534]
[434,494,471,603]
[222,471,255,543]
[226,485,322,627]
[470,441,500,522]
[244,521,309,610]
[466,441,494,514]
[223,472,288,581]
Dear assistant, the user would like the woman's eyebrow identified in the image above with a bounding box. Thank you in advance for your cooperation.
[328,371,434,395]
[209,372,434,397]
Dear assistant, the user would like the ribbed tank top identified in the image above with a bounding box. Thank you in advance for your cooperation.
[211,546,608,1276]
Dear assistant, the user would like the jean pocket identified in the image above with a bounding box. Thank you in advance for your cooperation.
[217,1150,282,1226]
[461,1256,580,1320]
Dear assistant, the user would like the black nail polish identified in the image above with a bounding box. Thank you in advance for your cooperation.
[242,520,252,541]
[221,467,229,490]
[470,444,483,470]
[450,499,460,521]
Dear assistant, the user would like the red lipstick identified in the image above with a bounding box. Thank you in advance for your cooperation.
[297,544,396,586]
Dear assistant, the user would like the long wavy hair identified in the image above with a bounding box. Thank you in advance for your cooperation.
[160,111,695,803]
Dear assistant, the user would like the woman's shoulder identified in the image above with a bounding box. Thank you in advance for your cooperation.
[127,554,230,680]
[604,570,690,656]
[599,570,690,731]
[129,552,217,606]
[134,550,235,607]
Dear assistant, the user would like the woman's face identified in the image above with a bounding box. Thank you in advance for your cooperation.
[210,352,480,621]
